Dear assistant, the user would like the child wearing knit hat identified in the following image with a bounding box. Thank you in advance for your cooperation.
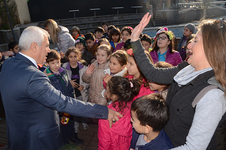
[177,23,196,60]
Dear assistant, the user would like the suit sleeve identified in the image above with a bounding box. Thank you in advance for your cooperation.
[27,72,108,119]
[131,40,189,85]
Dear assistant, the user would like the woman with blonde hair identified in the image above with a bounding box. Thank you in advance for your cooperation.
[44,19,75,54]
[131,13,226,150]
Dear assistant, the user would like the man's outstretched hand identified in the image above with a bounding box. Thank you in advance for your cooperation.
[108,108,123,128]
[131,12,152,42]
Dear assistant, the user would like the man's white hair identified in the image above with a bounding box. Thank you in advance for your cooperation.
[19,26,49,51]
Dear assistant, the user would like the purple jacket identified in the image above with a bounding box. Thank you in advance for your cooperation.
[150,49,182,66]
[115,42,124,51]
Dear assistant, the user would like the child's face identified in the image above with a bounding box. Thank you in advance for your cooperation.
[148,81,165,92]
[68,52,79,65]
[127,56,139,78]
[72,30,79,37]
[75,43,85,51]
[94,31,103,40]
[86,39,95,49]
[141,41,151,52]
[102,25,108,33]
[109,56,126,74]
[112,34,119,43]
[183,27,192,37]
[96,49,109,64]
[157,33,170,49]
[121,30,131,43]
[131,110,146,134]
[12,45,19,53]
[47,59,61,73]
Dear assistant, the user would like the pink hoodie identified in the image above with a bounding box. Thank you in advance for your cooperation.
[98,101,132,150]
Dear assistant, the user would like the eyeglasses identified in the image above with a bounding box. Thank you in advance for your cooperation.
[157,36,167,40]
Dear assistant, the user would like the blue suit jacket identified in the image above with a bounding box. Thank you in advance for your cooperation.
[0,54,108,150]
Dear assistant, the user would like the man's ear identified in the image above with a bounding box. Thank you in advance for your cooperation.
[30,42,38,53]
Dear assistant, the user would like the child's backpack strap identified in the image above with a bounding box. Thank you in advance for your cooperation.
[192,85,218,108]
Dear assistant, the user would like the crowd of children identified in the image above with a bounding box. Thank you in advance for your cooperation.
[2,13,225,150]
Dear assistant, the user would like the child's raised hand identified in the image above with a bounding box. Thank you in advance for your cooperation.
[86,64,95,75]
[103,73,112,84]
[131,13,152,42]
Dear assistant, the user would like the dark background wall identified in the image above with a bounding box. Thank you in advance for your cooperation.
[28,0,146,22]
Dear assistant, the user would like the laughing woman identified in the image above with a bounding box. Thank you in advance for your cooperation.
[131,13,226,150]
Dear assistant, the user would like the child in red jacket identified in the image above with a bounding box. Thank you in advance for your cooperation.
[98,76,140,150]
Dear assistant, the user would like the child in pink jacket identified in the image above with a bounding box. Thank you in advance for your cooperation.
[98,76,140,150]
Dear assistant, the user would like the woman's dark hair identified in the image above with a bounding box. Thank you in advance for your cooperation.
[152,31,176,53]
[108,76,140,113]
[131,94,169,132]
[109,28,121,42]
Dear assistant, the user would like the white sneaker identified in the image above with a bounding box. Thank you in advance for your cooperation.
[82,123,88,130]
[74,122,79,133]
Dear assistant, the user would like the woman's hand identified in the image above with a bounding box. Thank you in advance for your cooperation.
[131,13,152,42]
[85,64,95,75]
[103,73,112,84]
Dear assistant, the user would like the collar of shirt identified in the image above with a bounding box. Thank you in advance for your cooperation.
[19,52,38,68]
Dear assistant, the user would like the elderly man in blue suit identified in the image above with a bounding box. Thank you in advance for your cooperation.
[0,26,122,150]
